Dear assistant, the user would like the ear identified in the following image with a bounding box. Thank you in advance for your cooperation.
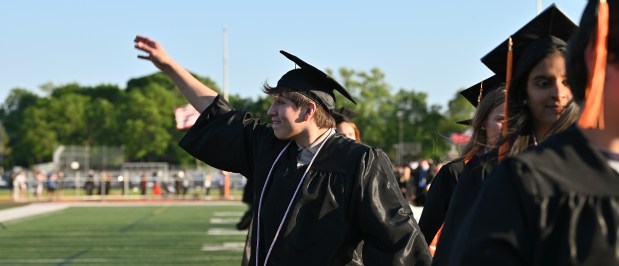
[303,102,318,121]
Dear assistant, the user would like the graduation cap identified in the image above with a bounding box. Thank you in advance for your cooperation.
[277,51,356,112]
[332,107,359,124]
[456,119,472,126]
[481,4,578,80]
[480,4,577,160]
[457,75,503,127]
[459,75,504,108]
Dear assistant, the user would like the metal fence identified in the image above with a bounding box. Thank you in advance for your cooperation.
[1,166,246,202]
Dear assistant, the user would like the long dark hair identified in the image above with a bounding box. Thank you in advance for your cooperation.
[498,37,580,157]
[461,86,505,162]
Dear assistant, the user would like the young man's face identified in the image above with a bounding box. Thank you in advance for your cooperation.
[267,93,306,140]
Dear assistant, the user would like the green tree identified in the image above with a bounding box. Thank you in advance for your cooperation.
[444,89,475,131]
[332,67,394,149]
[0,122,10,169]
[19,100,58,164]
[48,93,89,144]
[119,85,174,160]
[1,89,42,166]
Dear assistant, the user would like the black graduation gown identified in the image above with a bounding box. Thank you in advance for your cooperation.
[432,151,497,265]
[448,125,619,265]
[418,158,465,244]
[179,96,432,266]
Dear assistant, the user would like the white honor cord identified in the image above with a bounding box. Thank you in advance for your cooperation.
[255,129,334,266]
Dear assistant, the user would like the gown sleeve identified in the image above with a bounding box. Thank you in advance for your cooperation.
[178,95,274,178]
[418,160,462,245]
[353,148,432,266]
[447,158,536,266]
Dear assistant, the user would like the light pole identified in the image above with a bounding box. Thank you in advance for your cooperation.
[396,111,404,166]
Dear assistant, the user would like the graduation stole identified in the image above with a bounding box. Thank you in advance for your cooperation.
[255,129,335,265]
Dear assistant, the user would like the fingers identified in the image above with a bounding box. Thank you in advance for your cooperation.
[134,40,152,53]
[134,35,154,45]
[134,38,152,61]
[134,35,157,53]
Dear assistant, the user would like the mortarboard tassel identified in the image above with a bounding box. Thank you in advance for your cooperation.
[429,224,443,256]
[477,82,484,106]
[499,37,514,161]
[579,0,608,129]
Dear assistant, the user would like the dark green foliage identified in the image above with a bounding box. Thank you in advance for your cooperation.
[0,68,471,168]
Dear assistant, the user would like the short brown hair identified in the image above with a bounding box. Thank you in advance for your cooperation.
[262,83,336,129]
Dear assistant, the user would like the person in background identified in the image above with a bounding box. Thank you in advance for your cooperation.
[139,172,148,196]
[47,171,58,200]
[418,75,504,250]
[85,169,96,196]
[12,170,27,201]
[410,159,434,206]
[448,1,619,264]
[433,5,580,265]
[56,171,65,199]
[34,169,45,199]
[333,107,361,142]
[203,172,212,197]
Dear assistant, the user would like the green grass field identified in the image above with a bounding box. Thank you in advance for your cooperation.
[0,204,248,265]
[0,203,28,210]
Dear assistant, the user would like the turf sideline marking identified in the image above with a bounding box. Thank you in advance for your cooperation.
[202,242,245,251]
[207,228,248,235]
[213,211,244,217]
[210,217,239,224]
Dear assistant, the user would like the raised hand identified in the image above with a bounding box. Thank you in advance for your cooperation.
[133,35,218,113]
[134,35,173,71]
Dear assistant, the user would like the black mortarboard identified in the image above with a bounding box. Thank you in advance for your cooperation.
[578,0,618,29]
[277,51,356,111]
[456,119,472,126]
[332,107,359,124]
[481,4,578,80]
[459,75,504,108]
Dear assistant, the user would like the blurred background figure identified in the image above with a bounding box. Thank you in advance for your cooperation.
[12,170,27,201]
[334,107,361,142]
[47,171,58,200]
[203,172,212,197]
[85,169,96,196]
[34,169,45,199]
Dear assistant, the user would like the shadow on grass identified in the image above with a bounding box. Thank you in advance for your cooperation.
[58,247,92,266]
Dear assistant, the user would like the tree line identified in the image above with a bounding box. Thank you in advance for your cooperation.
[0,67,474,169]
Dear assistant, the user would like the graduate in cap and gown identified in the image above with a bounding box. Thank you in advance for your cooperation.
[445,1,619,264]
[134,36,432,265]
[420,75,505,255]
[432,4,581,265]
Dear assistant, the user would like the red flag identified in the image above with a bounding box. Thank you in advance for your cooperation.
[174,104,200,130]
[451,130,472,145]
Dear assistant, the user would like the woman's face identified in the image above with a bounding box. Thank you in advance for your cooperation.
[336,122,357,141]
[485,103,505,148]
[526,53,573,133]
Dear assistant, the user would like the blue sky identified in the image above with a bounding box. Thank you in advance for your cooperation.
[1,0,587,109]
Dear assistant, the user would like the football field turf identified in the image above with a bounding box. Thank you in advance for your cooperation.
[0,203,247,265]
